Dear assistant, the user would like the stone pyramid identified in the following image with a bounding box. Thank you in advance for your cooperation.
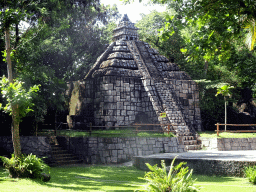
[68,14,202,136]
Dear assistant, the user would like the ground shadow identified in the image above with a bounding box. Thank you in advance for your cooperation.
[38,165,145,191]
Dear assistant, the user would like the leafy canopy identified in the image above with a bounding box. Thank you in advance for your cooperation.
[0,76,40,122]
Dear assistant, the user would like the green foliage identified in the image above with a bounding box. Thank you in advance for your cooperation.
[195,80,233,130]
[216,84,234,98]
[0,76,40,122]
[0,0,120,125]
[101,21,117,44]
[0,76,39,122]
[244,166,256,185]
[199,131,256,138]
[0,153,50,181]
[50,129,175,138]
[243,18,256,51]
[139,158,199,192]
[224,47,256,95]
[136,10,186,67]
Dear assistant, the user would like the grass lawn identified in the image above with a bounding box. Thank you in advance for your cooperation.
[198,131,256,138]
[0,165,145,192]
[193,174,256,192]
[39,129,175,138]
[1,165,256,192]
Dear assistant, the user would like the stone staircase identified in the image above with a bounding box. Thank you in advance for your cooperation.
[49,137,82,166]
[127,40,201,151]
[182,134,201,151]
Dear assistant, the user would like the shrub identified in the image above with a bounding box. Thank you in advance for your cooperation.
[138,158,199,192]
[244,166,256,184]
[0,153,50,181]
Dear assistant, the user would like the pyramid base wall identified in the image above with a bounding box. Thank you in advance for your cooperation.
[68,76,159,128]
[68,76,202,132]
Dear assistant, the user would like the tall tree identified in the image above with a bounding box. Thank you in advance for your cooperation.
[15,3,119,128]
[136,10,186,70]
[127,0,256,53]
[1,0,35,157]
[0,0,111,157]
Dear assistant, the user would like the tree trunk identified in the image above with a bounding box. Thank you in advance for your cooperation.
[12,104,22,157]
[5,27,22,158]
[224,97,227,131]
[5,27,13,83]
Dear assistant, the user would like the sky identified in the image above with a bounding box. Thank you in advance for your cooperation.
[100,0,166,23]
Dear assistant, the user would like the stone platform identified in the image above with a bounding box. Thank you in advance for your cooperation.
[133,150,256,177]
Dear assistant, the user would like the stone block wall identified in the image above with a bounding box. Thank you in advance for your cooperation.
[218,138,256,151]
[0,136,52,164]
[57,136,186,164]
[166,79,201,131]
[73,76,159,127]
[200,137,256,151]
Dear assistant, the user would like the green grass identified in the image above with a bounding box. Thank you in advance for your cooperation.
[43,129,175,138]
[0,165,145,192]
[193,174,256,192]
[198,131,256,138]
[1,165,256,192]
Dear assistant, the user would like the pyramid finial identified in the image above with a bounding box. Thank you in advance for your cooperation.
[112,14,139,41]
[121,14,130,22]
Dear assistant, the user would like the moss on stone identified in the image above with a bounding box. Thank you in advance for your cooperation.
[69,81,82,116]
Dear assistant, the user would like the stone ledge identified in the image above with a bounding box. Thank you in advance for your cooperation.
[200,137,256,151]
[133,155,256,177]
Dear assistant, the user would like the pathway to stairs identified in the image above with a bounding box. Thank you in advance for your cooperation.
[49,136,82,166]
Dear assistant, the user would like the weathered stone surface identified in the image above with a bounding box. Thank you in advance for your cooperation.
[51,136,185,164]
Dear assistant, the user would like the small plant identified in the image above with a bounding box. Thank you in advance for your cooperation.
[244,165,256,184]
[0,153,50,181]
[138,157,199,192]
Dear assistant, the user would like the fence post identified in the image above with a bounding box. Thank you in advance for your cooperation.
[167,124,170,135]
[217,123,219,137]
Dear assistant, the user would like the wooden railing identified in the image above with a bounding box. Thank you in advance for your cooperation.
[215,123,256,136]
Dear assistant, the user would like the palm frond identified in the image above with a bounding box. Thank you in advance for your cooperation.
[244,18,256,51]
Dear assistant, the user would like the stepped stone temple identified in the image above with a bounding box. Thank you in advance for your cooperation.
[68,14,202,144]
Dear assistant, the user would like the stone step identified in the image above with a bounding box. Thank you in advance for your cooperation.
[185,145,201,151]
[52,150,70,154]
[51,145,65,149]
[52,155,78,161]
[53,159,83,166]
[183,136,195,140]
[50,144,82,165]
[183,140,198,145]
[52,153,76,157]
[51,146,62,150]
